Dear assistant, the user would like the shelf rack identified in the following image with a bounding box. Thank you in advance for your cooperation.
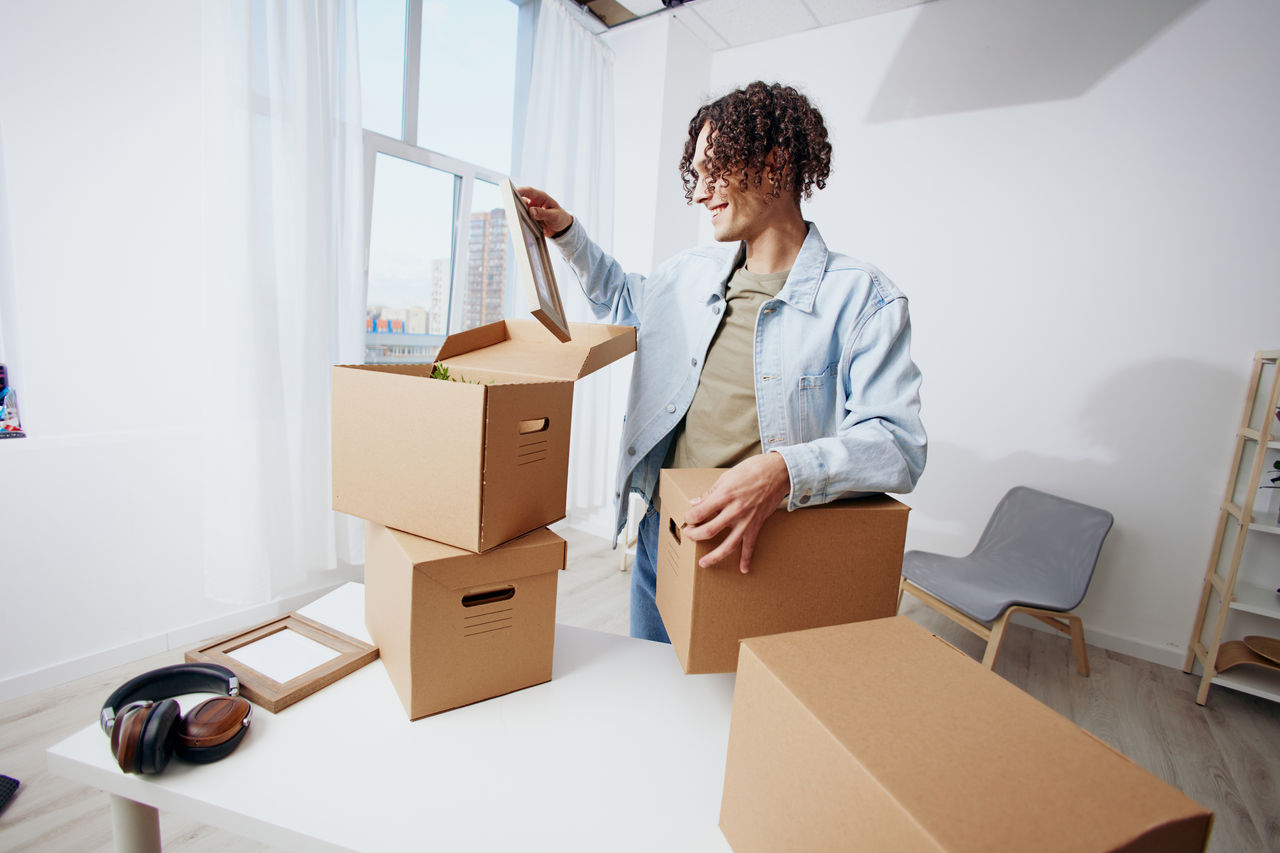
[1184,350,1280,705]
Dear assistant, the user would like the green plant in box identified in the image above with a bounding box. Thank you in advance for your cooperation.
[429,362,491,385]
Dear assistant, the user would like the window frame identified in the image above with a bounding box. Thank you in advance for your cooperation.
[359,0,526,361]
[361,130,509,337]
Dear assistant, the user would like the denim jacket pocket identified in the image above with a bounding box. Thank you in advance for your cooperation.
[796,365,838,440]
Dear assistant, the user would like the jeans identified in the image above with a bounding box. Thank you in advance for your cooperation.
[630,507,671,643]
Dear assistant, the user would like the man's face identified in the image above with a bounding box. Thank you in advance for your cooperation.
[690,122,775,244]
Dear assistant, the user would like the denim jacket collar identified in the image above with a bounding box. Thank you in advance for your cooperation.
[777,222,828,313]
[716,222,829,313]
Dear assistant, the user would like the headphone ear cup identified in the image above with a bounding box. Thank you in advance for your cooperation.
[175,696,251,763]
[110,705,149,774]
[137,699,181,775]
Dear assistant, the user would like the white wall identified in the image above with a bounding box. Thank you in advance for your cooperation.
[604,13,711,270]
[610,0,1280,665]
[0,1,344,700]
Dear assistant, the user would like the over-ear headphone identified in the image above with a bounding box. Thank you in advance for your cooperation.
[99,662,252,775]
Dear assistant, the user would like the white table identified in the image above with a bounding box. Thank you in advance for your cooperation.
[47,584,738,852]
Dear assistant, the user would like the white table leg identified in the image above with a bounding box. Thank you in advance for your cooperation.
[108,793,161,853]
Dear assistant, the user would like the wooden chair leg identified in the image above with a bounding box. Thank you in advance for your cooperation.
[1021,608,1091,677]
[981,611,1013,669]
[902,585,1089,677]
[1068,614,1090,676]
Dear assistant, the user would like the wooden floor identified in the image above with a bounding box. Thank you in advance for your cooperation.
[1,524,1277,852]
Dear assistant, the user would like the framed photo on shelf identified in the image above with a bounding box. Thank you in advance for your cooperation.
[501,178,571,343]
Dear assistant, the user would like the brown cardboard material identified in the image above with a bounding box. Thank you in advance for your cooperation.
[656,468,909,674]
[363,522,565,720]
[719,616,1214,853]
[332,319,635,552]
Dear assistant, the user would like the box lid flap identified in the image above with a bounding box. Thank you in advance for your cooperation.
[740,617,1211,851]
[386,526,565,589]
[435,319,635,382]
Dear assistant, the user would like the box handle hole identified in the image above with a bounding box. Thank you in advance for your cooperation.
[519,418,549,434]
[462,586,516,607]
[668,518,682,544]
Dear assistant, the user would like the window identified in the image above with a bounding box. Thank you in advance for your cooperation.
[357,0,520,364]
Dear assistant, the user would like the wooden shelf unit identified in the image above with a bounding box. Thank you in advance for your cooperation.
[1184,349,1280,705]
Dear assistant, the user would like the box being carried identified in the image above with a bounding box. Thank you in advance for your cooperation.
[333,318,634,552]
[657,467,909,674]
[719,616,1213,853]
[364,521,565,720]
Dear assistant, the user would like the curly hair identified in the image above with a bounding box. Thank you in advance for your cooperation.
[679,81,832,204]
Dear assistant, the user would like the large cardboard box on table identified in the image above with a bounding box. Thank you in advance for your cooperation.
[719,616,1213,853]
[363,521,565,720]
[657,468,909,674]
[332,319,634,552]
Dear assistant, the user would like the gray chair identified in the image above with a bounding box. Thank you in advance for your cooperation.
[898,486,1114,674]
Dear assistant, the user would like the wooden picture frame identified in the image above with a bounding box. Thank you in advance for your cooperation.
[185,612,378,713]
[501,178,572,342]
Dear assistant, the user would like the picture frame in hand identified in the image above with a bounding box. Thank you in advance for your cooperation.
[500,178,571,342]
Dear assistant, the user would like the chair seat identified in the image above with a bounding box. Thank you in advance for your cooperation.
[902,550,1075,623]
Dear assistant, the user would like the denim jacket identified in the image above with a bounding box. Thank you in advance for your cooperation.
[552,219,926,542]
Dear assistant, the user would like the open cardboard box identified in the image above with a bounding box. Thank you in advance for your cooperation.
[333,319,634,552]
[363,521,565,720]
[719,616,1213,852]
[657,468,909,674]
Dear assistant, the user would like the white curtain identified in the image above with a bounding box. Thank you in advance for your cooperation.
[519,0,627,538]
[200,0,365,602]
[0,128,17,383]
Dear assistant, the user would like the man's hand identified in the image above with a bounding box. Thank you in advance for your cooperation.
[682,452,791,574]
[518,186,574,238]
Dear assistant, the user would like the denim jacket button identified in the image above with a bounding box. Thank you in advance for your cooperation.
[666,404,676,413]
[798,494,810,505]
[627,447,636,456]
[690,358,698,367]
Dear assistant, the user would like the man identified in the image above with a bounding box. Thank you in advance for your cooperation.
[521,81,925,643]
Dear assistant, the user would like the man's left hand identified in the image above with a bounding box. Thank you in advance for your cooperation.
[682,452,791,574]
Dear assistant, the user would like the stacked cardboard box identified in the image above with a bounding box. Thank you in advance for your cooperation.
[332,317,635,719]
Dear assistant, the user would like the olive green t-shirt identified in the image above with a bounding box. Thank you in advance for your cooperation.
[667,263,790,469]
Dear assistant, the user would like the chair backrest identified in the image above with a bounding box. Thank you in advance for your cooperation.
[971,486,1115,611]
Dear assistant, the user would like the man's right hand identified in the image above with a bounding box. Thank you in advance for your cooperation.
[518,187,574,238]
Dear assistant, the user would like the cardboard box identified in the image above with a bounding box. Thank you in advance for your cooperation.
[363,521,565,720]
[333,319,634,552]
[656,468,909,673]
[719,616,1213,853]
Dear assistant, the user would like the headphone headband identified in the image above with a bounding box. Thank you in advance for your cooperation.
[100,663,239,735]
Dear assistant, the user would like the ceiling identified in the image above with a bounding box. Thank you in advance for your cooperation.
[576,0,934,49]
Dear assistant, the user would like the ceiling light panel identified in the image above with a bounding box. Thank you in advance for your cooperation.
[800,0,934,27]
[620,0,668,13]
[687,0,819,48]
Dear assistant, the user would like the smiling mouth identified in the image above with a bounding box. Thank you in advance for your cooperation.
[709,203,727,220]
